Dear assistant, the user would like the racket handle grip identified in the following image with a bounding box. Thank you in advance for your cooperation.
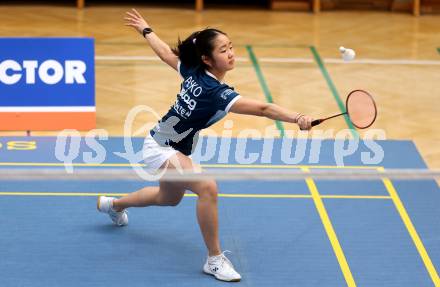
[311,119,323,127]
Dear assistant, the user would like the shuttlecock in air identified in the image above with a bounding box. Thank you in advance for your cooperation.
[339,46,356,61]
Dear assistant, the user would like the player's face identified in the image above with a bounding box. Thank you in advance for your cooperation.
[209,34,235,72]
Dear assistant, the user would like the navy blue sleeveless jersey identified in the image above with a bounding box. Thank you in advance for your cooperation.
[150,61,241,156]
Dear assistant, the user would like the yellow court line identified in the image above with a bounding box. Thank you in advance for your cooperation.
[321,195,391,200]
[0,162,143,167]
[0,162,379,169]
[302,167,356,287]
[0,192,391,200]
[378,167,440,287]
[199,164,378,169]
[0,192,309,198]
[0,192,130,197]
[208,194,311,198]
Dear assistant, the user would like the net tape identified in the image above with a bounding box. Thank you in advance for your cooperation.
[0,168,439,181]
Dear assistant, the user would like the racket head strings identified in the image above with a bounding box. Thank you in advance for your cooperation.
[346,89,377,129]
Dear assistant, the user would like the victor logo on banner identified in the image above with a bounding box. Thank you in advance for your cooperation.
[0,60,87,85]
[0,38,95,130]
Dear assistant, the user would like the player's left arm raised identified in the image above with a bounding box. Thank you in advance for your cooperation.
[229,97,313,130]
[124,8,178,71]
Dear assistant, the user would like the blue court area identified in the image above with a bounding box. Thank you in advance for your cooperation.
[0,136,439,286]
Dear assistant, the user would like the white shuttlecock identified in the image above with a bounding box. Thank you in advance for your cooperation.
[339,46,356,62]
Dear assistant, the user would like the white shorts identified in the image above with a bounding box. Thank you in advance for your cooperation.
[142,135,178,174]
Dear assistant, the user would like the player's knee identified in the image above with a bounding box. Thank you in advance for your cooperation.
[201,180,218,201]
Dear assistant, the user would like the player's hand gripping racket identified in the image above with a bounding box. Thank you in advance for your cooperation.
[312,89,377,129]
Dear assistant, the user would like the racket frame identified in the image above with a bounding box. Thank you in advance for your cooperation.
[311,89,377,129]
[346,89,377,129]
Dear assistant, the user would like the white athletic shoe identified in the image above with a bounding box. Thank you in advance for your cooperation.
[203,251,241,282]
[97,196,128,226]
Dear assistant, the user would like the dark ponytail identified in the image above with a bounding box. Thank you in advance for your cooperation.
[172,28,227,69]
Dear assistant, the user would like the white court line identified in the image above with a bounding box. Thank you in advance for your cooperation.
[96,56,160,61]
[95,55,440,66]
[323,58,440,65]
[95,56,250,61]
[258,57,313,63]
[0,106,95,112]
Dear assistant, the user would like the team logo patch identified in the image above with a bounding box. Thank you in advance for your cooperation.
[220,89,234,100]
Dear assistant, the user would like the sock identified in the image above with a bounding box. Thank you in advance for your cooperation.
[110,199,118,212]
[208,253,222,263]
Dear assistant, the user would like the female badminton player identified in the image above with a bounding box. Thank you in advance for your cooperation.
[97,8,313,282]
